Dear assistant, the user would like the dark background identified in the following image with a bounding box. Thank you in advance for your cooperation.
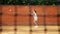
[0,0,60,5]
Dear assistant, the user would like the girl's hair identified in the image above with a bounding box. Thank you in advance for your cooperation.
[34,9,36,13]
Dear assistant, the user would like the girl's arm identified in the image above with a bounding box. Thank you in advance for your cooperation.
[31,11,34,16]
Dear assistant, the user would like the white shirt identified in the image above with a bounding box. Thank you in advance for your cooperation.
[33,12,38,21]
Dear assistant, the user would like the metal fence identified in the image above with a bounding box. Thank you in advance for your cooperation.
[0,5,60,34]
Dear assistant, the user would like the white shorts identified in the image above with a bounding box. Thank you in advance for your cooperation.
[34,17,37,21]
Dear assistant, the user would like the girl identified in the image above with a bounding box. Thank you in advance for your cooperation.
[31,9,38,28]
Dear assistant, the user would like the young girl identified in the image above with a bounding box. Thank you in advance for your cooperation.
[31,9,38,28]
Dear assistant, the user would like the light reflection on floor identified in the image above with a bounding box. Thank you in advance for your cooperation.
[0,26,59,34]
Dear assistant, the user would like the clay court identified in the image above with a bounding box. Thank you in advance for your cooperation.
[0,5,60,34]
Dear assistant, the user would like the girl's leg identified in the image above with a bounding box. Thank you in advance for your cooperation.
[33,20,38,26]
[33,21,39,28]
